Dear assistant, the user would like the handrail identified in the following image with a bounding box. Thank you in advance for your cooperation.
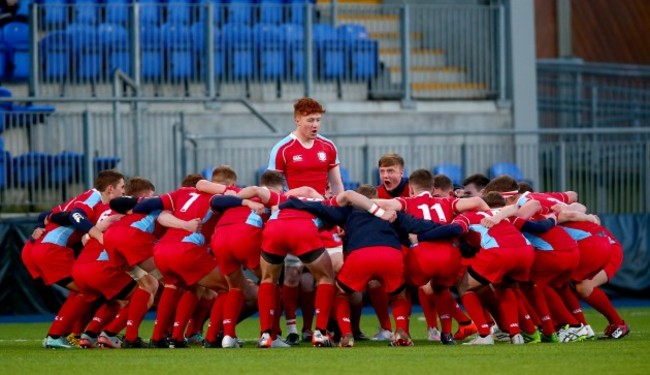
[538,59,650,77]
[184,126,650,141]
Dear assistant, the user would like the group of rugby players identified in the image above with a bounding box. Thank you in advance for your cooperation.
[22,98,629,349]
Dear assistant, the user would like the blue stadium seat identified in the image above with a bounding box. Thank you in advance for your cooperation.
[280,23,311,78]
[0,148,10,189]
[16,0,34,17]
[140,25,163,81]
[488,162,524,181]
[191,22,225,78]
[340,166,360,190]
[337,23,378,80]
[0,36,9,80]
[48,151,84,185]
[221,23,253,79]
[201,166,213,180]
[433,163,463,185]
[260,0,284,25]
[160,23,194,80]
[167,0,192,25]
[40,31,72,80]
[43,0,68,28]
[196,0,226,26]
[313,24,344,79]
[105,0,130,25]
[94,156,121,173]
[288,0,315,25]
[98,23,130,77]
[67,23,101,81]
[253,23,285,79]
[228,0,254,25]
[139,0,161,26]
[3,22,30,81]
[0,87,55,128]
[74,0,100,25]
[11,152,50,187]
[255,166,267,184]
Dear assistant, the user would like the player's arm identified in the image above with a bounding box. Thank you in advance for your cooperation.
[157,210,202,232]
[328,165,345,196]
[480,204,520,227]
[519,215,557,233]
[335,190,396,222]
[211,195,265,214]
[237,186,272,202]
[556,210,600,225]
[286,186,324,200]
[109,196,140,214]
[132,197,165,213]
[514,200,542,220]
[279,197,348,226]
[196,180,228,195]
[454,196,490,213]
[374,198,403,211]
[70,207,104,244]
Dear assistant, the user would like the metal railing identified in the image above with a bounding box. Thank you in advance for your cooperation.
[22,2,501,102]
[3,116,647,214]
[538,59,650,131]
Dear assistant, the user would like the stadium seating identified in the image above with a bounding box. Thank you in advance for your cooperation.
[228,0,254,25]
[98,23,130,77]
[40,31,72,80]
[340,166,360,190]
[2,22,30,81]
[16,0,34,17]
[74,0,100,25]
[140,0,162,26]
[196,0,226,26]
[433,163,463,185]
[337,24,378,80]
[488,162,524,181]
[160,22,193,80]
[0,87,56,128]
[43,0,68,28]
[313,23,344,79]
[106,0,130,25]
[253,23,285,79]
[67,23,102,81]
[0,141,9,189]
[221,23,254,79]
[191,22,225,78]
[0,33,8,80]
[288,0,315,25]
[260,0,283,25]
[11,151,50,186]
[280,23,312,78]
[140,24,163,80]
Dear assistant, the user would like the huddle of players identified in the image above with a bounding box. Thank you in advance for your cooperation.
[23,157,629,350]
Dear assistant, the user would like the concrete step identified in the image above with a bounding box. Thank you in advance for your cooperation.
[411,82,489,99]
[389,66,466,85]
[379,49,446,68]
[337,14,399,34]
[369,31,424,49]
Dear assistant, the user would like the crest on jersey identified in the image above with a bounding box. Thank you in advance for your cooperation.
[317,151,327,161]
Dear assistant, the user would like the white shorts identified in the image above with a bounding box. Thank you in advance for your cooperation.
[284,254,303,268]
[327,246,343,256]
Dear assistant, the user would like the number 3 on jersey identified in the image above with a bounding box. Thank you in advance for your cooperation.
[417,203,447,223]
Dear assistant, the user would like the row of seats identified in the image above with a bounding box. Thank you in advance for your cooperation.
[36,0,317,28]
[0,22,29,81]
[0,87,56,134]
[39,22,378,81]
[0,147,120,188]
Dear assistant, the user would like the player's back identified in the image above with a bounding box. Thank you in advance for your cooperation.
[159,187,215,244]
[454,209,529,249]
[517,191,571,212]
[400,193,455,224]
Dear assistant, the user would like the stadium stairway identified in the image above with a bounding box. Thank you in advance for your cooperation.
[335,4,489,99]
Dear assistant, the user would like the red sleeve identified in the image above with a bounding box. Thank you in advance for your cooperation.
[159,192,175,211]
[450,197,461,215]
[265,190,282,208]
[396,197,407,211]
[452,215,470,233]
[510,217,526,230]
[72,200,95,218]
[324,196,339,207]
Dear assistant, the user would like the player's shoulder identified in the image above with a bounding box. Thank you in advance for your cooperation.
[316,134,337,148]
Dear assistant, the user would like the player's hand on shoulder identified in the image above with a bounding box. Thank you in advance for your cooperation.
[480,216,498,228]
[31,227,46,240]
[380,209,397,223]
[184,218,202,233]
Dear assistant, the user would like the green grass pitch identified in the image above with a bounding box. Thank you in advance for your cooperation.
[1,307,649,374]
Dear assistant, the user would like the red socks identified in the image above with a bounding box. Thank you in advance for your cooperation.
[583,287,624,325]
[223,289,244,337]
[368,284,392,331]
[314,283,335,332]
[125,288,153,341]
